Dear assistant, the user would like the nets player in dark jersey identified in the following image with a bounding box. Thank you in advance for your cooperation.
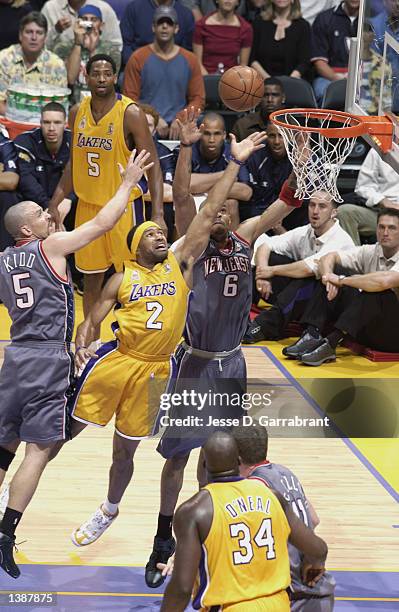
[146,107,305,588]
[0,149,153,579]
[234,423,335,611]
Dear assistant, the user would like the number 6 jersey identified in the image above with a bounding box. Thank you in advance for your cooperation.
[73,94,146,214]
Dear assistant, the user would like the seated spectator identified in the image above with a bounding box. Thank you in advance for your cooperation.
[56,5,121,104]
[250,0,311,81]
[121,0,195,68]
[42,0,122,55]
[140,102,176,241]
[337,148,399,245]
[123,6,205,140]
[241,120,291,223]
[0,12,67,116]
[284,208,399,364]
[193,0,253,75]
[243,191,354,342]
[370,0,399,111]
[0,0,33,51]
[311,0,359,105]
[231,77,285,141]
[0,125,19,250]
[14,102,71,210]
[300,0,338,25]
[179,110,252,227]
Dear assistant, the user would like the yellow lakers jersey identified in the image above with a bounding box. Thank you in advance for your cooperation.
[193,478,291,609]
[73,94,146,210]
[114,251,190,358]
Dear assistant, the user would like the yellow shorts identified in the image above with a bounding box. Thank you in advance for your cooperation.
[71,341,172,439]
[203,591,290,611]
[74,193,145,274]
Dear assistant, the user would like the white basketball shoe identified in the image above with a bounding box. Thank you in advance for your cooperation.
[71,505,118,546]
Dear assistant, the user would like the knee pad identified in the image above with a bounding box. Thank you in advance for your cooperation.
[0,446,15,471]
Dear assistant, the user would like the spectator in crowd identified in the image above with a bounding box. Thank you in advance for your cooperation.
[337,147,399,245]
[193,0,253,75]
[311,0,359,104]
[42,0,122,55]
[185,0,262,21]
[0,12,67,116]
[14,102,71,209]
[105,0,130,20]
[178,110,252,227]
[300,0,338,25]
[0,0,33,51]
[241,120,291,223]
[231,76,285,141]
[121,0,195,68]
[140,102,176,241]
[250,0,311,81]
[284,208,399,365]
[56,4,121,104]
[123,6,204,140]
[243,191,354,343]
[240,0,265,23]
[0,126,19,250]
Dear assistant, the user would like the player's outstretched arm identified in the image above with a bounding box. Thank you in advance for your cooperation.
[174,131,266,265]
[173,106,202,236]
[74,273,122,371]
[43,150,153,261]
[160,497,204,612]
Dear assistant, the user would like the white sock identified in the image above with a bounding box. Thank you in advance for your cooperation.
[102,498,119,516]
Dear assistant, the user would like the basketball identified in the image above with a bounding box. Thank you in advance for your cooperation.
[218,66,265,112]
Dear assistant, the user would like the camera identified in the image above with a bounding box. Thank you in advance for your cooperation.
[79,19,93,32]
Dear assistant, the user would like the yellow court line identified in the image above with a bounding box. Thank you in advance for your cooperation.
[336,597,399,602]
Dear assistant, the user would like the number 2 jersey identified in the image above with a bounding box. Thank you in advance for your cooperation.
[73,94,147,219]
[0,240,74,344]
[193,477,291,610]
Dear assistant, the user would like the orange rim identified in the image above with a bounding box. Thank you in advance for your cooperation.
[270,108,394,151]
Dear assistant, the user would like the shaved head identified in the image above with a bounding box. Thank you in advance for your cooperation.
[203,431,239,478]
[4,201,39,238]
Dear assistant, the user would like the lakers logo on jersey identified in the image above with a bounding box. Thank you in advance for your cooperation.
[107,123,114,135]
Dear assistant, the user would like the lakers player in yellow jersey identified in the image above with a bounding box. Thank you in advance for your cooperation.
[62,115,267,546]
[161,431,328,612]
[50,53,163,340]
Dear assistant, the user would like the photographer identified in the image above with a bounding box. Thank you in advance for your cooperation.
[60,5,121,103]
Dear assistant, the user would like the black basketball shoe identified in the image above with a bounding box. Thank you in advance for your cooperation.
[145,536,175,588]
[0,533,20,578]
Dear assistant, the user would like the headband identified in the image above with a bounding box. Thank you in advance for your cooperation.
[130,221,161,260]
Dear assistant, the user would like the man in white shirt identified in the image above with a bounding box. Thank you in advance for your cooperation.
[337,147,399,245]
[285,208,399,365]
[41,0,122,53]
[243,190,354,343]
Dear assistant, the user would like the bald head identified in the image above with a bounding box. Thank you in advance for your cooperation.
[203,431,239,478]
[4,201,39,239]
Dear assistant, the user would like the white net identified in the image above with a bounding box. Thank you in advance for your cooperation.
[272,111,357,202]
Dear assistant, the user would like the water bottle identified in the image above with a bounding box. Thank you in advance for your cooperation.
[217,63,225,75]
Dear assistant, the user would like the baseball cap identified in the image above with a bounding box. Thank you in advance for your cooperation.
[78,4,103,20]
[153,5,178,24]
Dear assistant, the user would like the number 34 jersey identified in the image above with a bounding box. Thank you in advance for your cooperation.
[193,477,291,610]
[113,252,190,358]
[72,94,146,210]
[0,240,74,344]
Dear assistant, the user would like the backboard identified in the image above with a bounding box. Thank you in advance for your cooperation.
[347,0,399,171]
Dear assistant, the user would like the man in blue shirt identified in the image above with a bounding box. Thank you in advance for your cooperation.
[0,126,19,250]
[14,102,71,210]
[121,0,194,67]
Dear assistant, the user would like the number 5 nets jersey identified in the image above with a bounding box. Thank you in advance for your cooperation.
[193,478,291,610]
[73,94,146,209]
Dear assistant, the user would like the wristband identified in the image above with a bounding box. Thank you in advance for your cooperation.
[180,142,192,148]
[279,179,303,208]
[228,153,245,167]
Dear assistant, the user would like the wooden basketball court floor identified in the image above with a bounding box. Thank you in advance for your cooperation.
[0,299,398,611]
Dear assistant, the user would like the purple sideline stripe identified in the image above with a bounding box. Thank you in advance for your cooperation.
[260,346,399,504]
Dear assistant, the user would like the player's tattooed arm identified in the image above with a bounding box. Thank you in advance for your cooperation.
[124,104,166,232]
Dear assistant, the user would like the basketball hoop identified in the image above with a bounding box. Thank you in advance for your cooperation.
[270,108,394,202]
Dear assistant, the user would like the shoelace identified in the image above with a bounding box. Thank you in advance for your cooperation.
[15,539,27,552]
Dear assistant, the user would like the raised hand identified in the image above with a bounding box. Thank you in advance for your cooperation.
[176,106,203,145]
[118,149,154,188]
[229,131,267,163]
